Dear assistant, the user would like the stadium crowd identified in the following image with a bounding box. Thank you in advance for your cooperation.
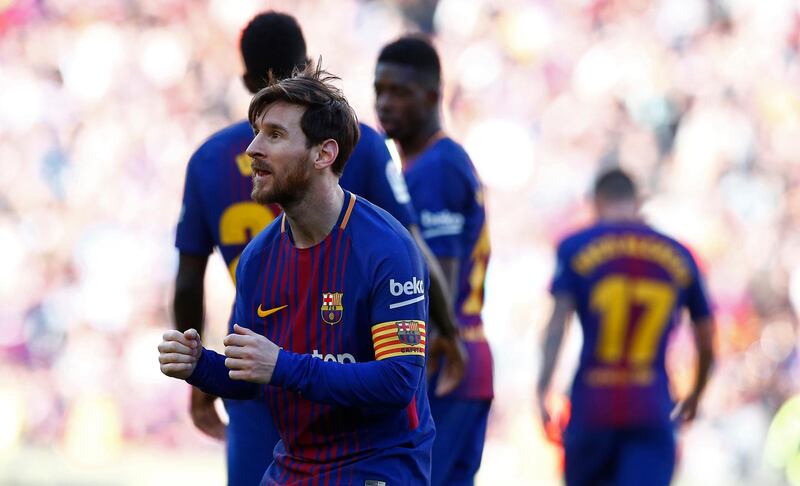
[1,0,800,484]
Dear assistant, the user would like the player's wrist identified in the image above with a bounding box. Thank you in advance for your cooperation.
[270,348,294,387]
[186,347,209,384]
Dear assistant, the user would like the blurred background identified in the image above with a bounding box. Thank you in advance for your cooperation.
[2,0,800,484]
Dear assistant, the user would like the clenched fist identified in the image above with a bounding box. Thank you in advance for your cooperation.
[223,324,280,384]
[159,329,203,379]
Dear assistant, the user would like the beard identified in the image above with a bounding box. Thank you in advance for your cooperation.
[251,155,313,207]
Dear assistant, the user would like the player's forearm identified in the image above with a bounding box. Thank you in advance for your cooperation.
[187,348,260,400]
[690,318,715,399]
[691,351,713,400]
[174,254,209,334]
[537,327,563,396]
[174,283,204,334]
[537,314,566,396]
[426,260,459,339]
[537,299,572,396]
[271,351,421,408]
[410,226,458,338]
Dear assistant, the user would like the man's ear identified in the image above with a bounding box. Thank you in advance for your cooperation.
[313,139,339,171]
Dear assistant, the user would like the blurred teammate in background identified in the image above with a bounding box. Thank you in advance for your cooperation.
[375,36,494,486]
[162,64,435,485]
[537,168,715,486]
[173,11,463,486]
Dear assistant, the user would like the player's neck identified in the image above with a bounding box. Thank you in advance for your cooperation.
[284,182,345,249]
[597,209,641,223]
[596,200,641,224]
[398,120,443,166]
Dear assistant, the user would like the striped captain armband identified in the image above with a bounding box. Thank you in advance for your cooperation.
[371,320,426,360]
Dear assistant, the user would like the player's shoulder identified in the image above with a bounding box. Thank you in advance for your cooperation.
[556,222,630,258]
[558,221,696,261]
[346,123,387,167]
[641,225,697,262]
[430,136,469,158]
[188,120,252,166]
[426,137,471,166]
[201,120,253,150]
[345,193,418,260]
[357,122,383,145]
[556,224,603,256]
[419,136,480,183]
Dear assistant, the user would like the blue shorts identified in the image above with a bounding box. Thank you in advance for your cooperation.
[224,398,281,486]
[428,394,491,486]
[563,424,676,486]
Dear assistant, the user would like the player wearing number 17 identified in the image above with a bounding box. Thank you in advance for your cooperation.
[537,169,715,486]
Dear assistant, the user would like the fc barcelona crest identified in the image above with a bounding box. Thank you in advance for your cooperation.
[396,321,422,345]
[321,292,344,325]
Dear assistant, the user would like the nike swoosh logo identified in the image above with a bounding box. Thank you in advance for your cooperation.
[257,304,287,318]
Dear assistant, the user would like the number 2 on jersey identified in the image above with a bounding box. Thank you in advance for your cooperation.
[591,276,676,366]
[219,202,275,282]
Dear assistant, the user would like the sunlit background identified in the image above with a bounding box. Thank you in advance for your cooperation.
[3,0,800,484]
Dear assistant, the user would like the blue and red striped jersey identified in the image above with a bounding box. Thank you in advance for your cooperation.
[175,121,417,282]
[188,191,435,485]
[403,136,494,400]
[551,221,713,428]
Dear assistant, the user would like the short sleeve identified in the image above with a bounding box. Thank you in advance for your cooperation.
[683,256,713,322]
[175,154,214,256]
[414,161,476,258]
[368,239,429,365]
[550,242,580,297]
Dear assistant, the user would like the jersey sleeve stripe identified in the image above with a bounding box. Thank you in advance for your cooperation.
[375,341,426,355]
[375,347,425,361]
[372,327,427,340]
[371,321,396,332]
[370,321,427,334]
[374,335,427,348]
[374,338,427,354]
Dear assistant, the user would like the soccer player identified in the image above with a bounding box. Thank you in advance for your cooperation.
[537,168,715,486]
[174,12,463,485]
[161,65,435,485]
[375,36,494,486]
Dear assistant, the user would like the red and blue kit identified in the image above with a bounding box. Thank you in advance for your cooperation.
[551,221,713,486]
[175,121,419,486]
[402,136,493,400]
[188,191,435,486]
[403,136,492,486]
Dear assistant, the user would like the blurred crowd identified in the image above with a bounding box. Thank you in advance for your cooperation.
[2,0,800,484]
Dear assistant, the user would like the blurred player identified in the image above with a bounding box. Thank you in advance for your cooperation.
[375,36,494,486]
[537,168,715,486]
[161,64,435,485]
[174,12,463,486]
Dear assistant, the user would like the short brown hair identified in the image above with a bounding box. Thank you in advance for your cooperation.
[247,61,360,176]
